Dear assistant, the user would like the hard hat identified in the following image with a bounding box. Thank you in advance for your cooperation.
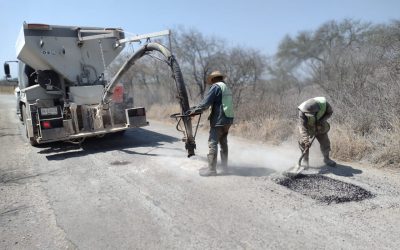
[298,99,320,114]
[207,70,225,84]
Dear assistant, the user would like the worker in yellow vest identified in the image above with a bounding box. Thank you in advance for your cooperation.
[189,71,234,176]
[297,97,336,169]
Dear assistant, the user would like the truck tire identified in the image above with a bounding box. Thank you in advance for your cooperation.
[22,105,38,146]
[17,103,23,121]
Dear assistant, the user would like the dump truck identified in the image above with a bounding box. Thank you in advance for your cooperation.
[4,23,197,156]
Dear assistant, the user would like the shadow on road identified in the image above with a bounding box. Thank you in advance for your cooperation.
[37,128,180,161]
[317,163,363,177]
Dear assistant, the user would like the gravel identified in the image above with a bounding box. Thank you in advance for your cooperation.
[276,174,374,204]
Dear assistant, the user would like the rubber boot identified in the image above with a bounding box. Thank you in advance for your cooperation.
[200,154,217,177]
[220,150,229,174]
[323,152,336,167]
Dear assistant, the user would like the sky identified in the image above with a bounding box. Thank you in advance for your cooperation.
[1,0,399,76]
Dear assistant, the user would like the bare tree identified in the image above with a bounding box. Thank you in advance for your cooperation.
[275,19,400,133]
[214,47,266,107]
[172,28,224,99]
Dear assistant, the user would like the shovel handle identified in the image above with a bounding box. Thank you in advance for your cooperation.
[297,135,316,166]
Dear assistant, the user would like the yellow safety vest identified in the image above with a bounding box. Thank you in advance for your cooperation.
[215,82,234,118]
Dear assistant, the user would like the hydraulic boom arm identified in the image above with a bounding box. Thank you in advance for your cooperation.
[102,42,197,157]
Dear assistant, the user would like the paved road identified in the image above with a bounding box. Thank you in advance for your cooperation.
[1,93,400,249]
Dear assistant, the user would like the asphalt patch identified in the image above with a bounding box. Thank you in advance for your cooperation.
[276,174,374,204]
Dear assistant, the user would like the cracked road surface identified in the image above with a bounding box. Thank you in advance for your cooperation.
[1,94,400,249]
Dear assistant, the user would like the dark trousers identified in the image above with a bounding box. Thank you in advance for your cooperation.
[299,132,331,160]
[208,125,231,157]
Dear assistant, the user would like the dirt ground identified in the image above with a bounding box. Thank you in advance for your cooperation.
[1,94,400,249]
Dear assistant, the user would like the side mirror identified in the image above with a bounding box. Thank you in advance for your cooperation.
[4,63,11,78]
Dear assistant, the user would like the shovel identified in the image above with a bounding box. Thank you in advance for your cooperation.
[297,135,316,167]
[284,135,316,177]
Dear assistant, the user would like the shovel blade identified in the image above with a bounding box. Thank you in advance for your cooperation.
[283,164,305,178]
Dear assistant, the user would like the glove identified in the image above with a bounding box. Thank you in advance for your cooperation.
[302,139,311,149]
[186,108,198,116]
[187,107,202,116]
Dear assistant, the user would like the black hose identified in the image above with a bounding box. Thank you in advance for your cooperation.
[102,42,196,157]
[168,55,196,157]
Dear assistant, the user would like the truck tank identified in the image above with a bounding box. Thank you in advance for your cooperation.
[17,23,124,84]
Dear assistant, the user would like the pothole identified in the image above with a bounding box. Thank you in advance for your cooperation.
[276,174,374,204]
[110,160,130,166]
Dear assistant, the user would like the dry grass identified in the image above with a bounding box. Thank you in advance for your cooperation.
[147,103,181,124]
[230,118,295,145]
[329,124,374,161]
[0,86,15,94]
[374,143,400,168]
[329,119,400,168]
[371,119,400,168]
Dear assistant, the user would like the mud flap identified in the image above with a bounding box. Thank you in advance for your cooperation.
[125,107,148,128]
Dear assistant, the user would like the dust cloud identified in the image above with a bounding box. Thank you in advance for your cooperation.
[156,125,330,177]
[185,133,313,177]
[226,139,301,176]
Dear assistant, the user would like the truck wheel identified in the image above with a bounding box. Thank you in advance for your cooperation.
[22,105,38,146]
[17,102,23,121]
[22,105,28,136]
